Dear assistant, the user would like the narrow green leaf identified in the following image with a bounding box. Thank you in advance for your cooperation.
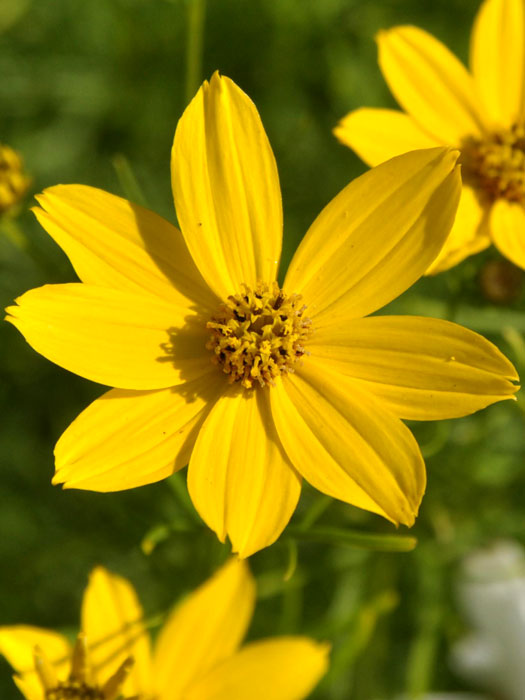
[287,525,417,552]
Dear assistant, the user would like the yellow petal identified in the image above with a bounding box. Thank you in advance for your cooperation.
[0,626,71,700]
[426,185,490,274]
[188,387,302,557]
[14,677,42,700]
[308,315,519,421]
[490,198,525,269]
[34,185,217,311]
[172,72,282,300]
[284,147,461,322]
[377,26,484,143]
[334,108,438,166]
[6,283,209,390]
[186,637,329,700]
[470,0,525,127]
[53,371,224,491]
[81,567,152,697]
[153,559,255,700]
[270,364,425,526]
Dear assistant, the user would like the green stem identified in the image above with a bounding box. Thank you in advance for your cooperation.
[503,326,525,370]
[112,154,148,208]
[0,215,50,271]
[167,471,202,524]
[185,0,206,105]
[1,215,28,251]
[405,548,444,697]
[287,525,417,552]
[300,493,332,529]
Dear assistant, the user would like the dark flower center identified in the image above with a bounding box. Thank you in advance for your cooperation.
[206,281,312,389]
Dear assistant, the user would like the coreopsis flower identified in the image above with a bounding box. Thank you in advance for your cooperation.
[0,144,31,216]
[334,0,525,273]
[0,559,329,700]
[5,73,519,556]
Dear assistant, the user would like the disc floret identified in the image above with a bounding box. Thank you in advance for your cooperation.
[463,123,525,203]
[206,281,312,389]
[34,634,138,700]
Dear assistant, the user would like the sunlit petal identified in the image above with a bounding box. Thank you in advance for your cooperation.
[308,316,519,420]
[81,567,152,697]
[270,365,425,526]
[34,185,217,310]
[426,185,490,274]
[172,72,282,300]
[53,371,223,491]
[186,637,329,700]
[334,108,438,166]
[153,559,255,700]
[470,0,525,126]
[188,388,302,557]
[0,627,70,700]
[6,284,209,390]
[490,199,525,269]
[285,148,460,321]
[377,25,485,142]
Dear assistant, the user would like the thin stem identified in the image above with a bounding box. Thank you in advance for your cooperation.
[1,215,28,251]
[112,154,148,208]
[185,0,206,105]
[287,525,417,552]
[167,471,202,524]
[299,493,332,530]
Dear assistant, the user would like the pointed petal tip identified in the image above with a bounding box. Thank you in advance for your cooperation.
[51,470,64,487]
[53,475,71,490]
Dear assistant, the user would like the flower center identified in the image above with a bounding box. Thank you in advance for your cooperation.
[34,635,139,700]
[206,281,312,389]
[462,124,525,203]
[45,681,105,700]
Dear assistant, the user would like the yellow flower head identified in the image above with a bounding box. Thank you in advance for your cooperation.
[0,560,329,700]
[0,144,31,216]
[334,0,525,273]
[5,73,519,556]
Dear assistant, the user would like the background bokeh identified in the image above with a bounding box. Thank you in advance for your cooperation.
[1,0,524,698]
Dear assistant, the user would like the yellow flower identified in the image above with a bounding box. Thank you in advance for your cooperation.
[5,73,519,556]
[0,144,31,216]
[0,559,329,700]
[334,0,525,273]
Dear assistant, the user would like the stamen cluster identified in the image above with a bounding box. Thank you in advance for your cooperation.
[206,281,312,389]
[35,635,138,700]
[463,124,525,203]
[45,681,105,700]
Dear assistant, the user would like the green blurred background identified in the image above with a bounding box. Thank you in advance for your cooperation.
[1,0,524,697]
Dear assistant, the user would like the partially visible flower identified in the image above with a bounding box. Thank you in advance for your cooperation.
[0,559,329,700]
[0,144,30,216]
[335,0,525,273]
[5,74,519,557]
[452,541,525,700]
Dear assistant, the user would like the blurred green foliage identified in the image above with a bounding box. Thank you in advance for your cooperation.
[0,0,524,698]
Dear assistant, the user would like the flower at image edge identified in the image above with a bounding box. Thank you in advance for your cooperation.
[5,72,519,557]
[0,559,329,700]
[0,144,31,216]
[334,0,525,273]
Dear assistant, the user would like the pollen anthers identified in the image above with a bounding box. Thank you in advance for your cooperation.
[34,634,139,700]
[463,124,525,203]
[206,281,312,389]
